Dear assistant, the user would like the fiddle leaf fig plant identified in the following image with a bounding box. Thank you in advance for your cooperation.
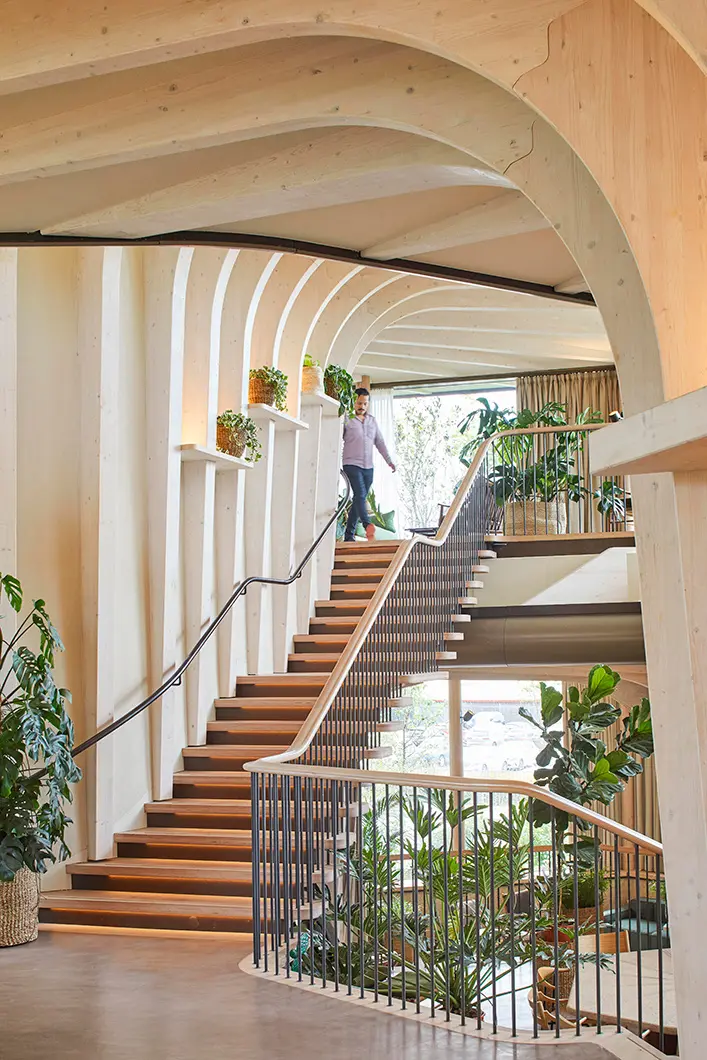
[521,665,654,855]
[0,574,81,881]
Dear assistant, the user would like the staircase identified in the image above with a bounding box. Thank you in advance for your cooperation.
[40,538,471,934]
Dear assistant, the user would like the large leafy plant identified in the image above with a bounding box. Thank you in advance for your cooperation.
[0,574,81,882]
[323,363,356,418]
[457,399,624,519]
[521,666,654,851]
[292,791,599,1014]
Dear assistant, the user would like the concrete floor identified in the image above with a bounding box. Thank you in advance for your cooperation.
[0,931,615,1060]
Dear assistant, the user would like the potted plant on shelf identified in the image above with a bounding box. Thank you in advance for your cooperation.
[248,366,289,412]
[323,363,356,418]
[0,573,81,946]
[301,353,325,396]
[215,410,262,462]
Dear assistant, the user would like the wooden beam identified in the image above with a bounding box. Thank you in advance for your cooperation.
[0,39,533,186]
[590,386,707,476]
[363,191,551,260]
[46,129,509,238]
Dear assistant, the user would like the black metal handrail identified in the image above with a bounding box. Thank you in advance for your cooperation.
[69,470,351,759]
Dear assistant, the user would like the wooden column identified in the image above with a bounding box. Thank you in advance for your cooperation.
[0,249,17,588]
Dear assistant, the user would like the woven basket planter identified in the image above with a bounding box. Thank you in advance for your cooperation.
[0,867,39,947]
[301,364,324,396]
[216,424,247,458]
[503,500,567,536]
[248,377,276,407]
[324,376,338,401]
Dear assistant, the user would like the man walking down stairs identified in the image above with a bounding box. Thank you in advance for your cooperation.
[39,540,407,934]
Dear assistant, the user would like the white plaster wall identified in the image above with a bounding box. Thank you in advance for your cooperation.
[16,247,87,884]
[110,248,152,833]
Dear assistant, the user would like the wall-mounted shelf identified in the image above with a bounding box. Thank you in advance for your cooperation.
[590,385,707,476]
[301,392,341,418]
[180,444,253,471]
[248,404,308,431]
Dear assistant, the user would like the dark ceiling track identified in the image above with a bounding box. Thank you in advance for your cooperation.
[0,230,595,307]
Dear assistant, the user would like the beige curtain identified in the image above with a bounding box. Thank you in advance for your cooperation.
[517,368,621,423]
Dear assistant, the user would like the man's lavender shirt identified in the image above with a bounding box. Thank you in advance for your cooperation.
[342,413,392,469]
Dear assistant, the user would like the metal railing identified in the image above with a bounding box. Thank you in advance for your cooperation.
[246,426,666,1049]
[248,768,669,1049]
[478,424,631,537]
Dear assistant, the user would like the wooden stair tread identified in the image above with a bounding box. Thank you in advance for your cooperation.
[287,652,341,663]
[174,771,253,784]
[66,857,256,880]
[215,697,316,708]
[40,890,256,916]
[147,799,252,814]
[236,673,330,684]
[182,745,290,758]
[115,827,252,845]
[331,568,385,578]
[315,599,367,608]
[293,634,350,647]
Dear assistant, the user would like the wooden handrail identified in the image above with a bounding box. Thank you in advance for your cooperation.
[243,423,662,857]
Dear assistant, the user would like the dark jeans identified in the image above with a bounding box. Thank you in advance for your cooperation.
[343,465,374,541]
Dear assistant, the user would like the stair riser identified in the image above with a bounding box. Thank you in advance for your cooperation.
[146,811,253,830]
[173,782,252,799]
[206,732,299,745]
[329,587,376,600]
[182,755,260,771]
[236,683,327,699]
[215,706,311,721]
[308,620,358,634]
[39,907,253,933]
[315,604,366,617]
[293,641,349,654]
[287,657,337,673]
[116,841,252,862]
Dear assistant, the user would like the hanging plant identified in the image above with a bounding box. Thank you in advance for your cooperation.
[249,366,289,412]
[215,410,262,462]
[323,363,356,418]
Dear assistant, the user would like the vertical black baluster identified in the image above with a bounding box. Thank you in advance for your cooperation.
[372,784,379,1003]
[656,853,665,1053]
[294,776,303,983]
[473,791,482,1030]
[427,787,436,1018]
[614,832,622,1032]
[413,786,421,1014]
[400,786,407,1012]
[282,774,292,978]
[529,799,538,1038]
[550,806,559,1040]
[635,843,643,1038]
[261,773,269,974]
[306,777,315,986]
[457,789,466,1027]
[345,781,353,996]
[332,779,340,993]
[442,789,451,1021]
[508,792,516,1037]
[320,777,327,990]
[594,825,602,1033]
[573,823,581,1036]
[490,794,497,1033]
[358,781,365,999]
[272,775,280,975]
[386,786,393,1007]
[251,771,261,969]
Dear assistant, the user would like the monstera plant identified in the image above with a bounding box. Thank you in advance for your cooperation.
[0,573,81,945]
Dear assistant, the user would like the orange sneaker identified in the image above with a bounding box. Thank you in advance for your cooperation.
[365,523,376,541]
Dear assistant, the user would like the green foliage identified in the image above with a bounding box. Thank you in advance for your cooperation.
[0,575,81,882]
[215,409,262,462]
[249,366,289,412]
[303,353,320,368]
[559,868,609,910]
[457,399,625,518]
[297,792,602,1010]
[336,488,396,540]
[323,363,356,418]
[520,666,654,850]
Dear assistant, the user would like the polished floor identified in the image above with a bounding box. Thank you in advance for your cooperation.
[1,931,614,1060]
